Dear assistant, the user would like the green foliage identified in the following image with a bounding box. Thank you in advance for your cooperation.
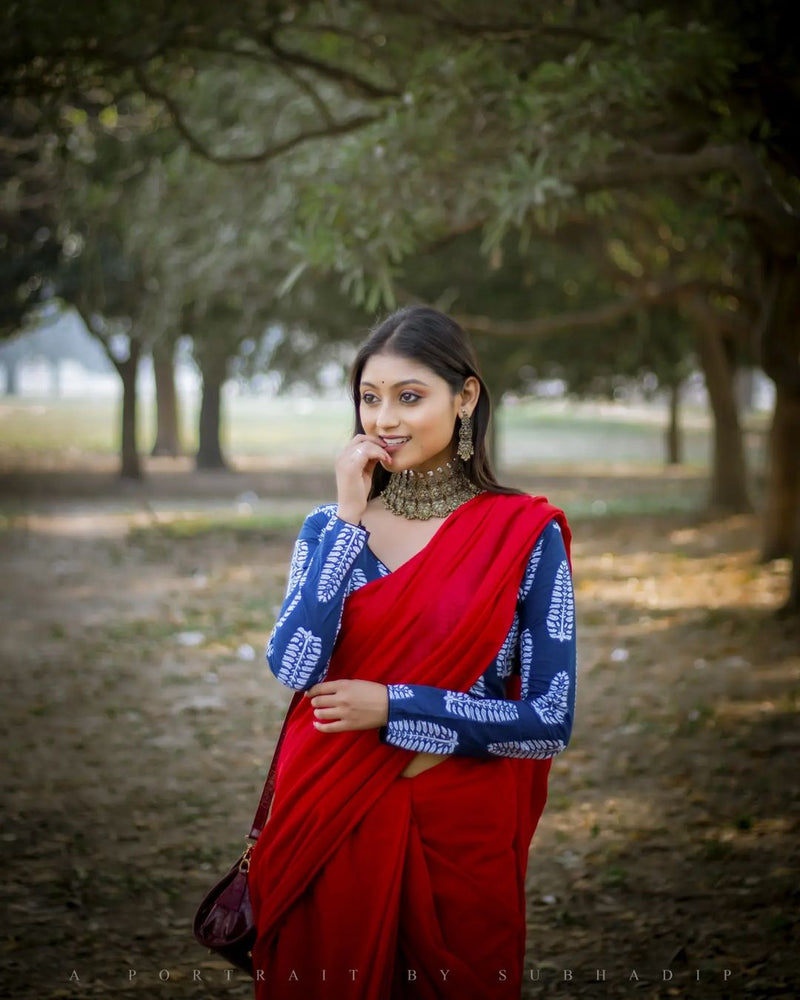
[3,0,797,385]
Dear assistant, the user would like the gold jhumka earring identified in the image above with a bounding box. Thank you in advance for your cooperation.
[457,408,474,461]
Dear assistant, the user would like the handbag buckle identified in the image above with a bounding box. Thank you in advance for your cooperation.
[238,844,253,874]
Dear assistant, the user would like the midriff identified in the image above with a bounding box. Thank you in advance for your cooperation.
[400,751,449,778]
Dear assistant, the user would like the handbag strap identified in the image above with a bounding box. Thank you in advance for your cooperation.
[247,691,304,841]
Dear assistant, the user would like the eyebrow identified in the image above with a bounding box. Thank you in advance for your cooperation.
[360,379,430,389]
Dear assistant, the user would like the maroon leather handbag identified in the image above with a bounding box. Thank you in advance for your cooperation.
[193,692,302,976]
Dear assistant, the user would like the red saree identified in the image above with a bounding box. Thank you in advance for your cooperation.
[249,491,571,998]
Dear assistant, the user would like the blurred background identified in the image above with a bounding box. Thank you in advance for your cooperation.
[1,2,798,998]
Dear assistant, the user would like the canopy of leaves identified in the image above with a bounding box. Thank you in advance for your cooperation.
[2,0,798,359]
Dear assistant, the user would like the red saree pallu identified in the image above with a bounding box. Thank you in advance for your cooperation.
[249,491,571,999]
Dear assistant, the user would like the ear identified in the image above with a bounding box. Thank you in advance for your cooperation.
[458,376,481,416]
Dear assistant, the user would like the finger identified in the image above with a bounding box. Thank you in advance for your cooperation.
[312,707,342,720]
[313,719,350,733]
[363,436,393,461]
[306,682,337,698]
[352,436,390,455]
[309,694,339,709]
[352,441,388,462]
[345,435,390,464]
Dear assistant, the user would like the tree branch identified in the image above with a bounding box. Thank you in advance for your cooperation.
[453,278,746,339]
[261,34,400,100]
[575,144,800,254]
[420,2,611,42]
[133,67,380,166]
[679,292,751,340]
[270,61,336,127]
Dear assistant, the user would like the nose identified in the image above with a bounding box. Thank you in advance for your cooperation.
[375,399,400,431]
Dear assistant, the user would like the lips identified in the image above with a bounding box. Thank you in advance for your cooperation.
[380,436,410,452]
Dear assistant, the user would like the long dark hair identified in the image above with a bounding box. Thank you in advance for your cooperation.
[349,305,523,500]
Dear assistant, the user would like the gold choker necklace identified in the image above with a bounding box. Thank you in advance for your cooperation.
[380,459,481,520]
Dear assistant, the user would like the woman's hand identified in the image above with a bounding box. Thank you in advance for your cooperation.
[306,679,389,733]
[335,434,391,526]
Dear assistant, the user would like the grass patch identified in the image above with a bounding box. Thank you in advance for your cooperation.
[601,864,630,888]
[565,491,705,519]
[128,510,303,543]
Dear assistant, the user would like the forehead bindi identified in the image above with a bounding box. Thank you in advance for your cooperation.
[360,356,436,390]
[360,375,432,389]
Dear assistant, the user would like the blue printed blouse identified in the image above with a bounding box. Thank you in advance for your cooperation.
[266,502,576,760]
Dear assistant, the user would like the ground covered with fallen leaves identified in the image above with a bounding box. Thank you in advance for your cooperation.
[1,464,797,999]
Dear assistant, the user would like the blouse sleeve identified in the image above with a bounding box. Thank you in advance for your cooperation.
[266,505,369,690]
[379,519,576,759]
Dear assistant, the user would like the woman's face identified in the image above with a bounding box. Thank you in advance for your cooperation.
[358,351,478,473]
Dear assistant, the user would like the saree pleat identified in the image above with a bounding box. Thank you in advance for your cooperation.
[252,756,531,999]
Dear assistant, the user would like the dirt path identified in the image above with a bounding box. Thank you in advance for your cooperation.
[0,494,797,999]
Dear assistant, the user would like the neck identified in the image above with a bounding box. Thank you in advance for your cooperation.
[380,458,480,520]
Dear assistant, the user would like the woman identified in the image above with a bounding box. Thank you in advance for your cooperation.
[248,306,576,999]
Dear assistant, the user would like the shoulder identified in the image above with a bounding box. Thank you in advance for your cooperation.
[520,517,565,563]
[484,490,567,528]
[534,518,568,558]
[482,489,553,511]
[517,517,571,603]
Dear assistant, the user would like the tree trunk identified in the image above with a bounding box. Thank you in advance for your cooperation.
[784,506,800,617]
[115,339,143,480]
[693,326,751,512]
[4,357,20,395]
[151,339,182,457]
[196,355,228,470]
[757,254,800,615]
[665,380,682,465]
[761,387,800,561]
[735,367,757,414]
[50,359,61,398]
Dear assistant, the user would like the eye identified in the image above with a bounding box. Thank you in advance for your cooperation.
[399,391,421,403]
[360,392,378,405]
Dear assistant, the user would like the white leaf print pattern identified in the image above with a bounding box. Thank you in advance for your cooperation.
[274,588,302,631]
[317,529,364,602]
[520,628,534,698]
[531,671,570,725]
[546,561,574,642]
[345,569,369,596]
[520,536,545,599]
[468,674,486,698]
[389,684,414,700]
[444,691,519,723]
[277,627,323,687]
[494,614,519,679]
[286,540,310,594]
[487,739,566,759]
[385,720,459,754]
[377,560,391,577]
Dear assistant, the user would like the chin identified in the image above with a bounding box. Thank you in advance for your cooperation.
[380,451,409,471]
